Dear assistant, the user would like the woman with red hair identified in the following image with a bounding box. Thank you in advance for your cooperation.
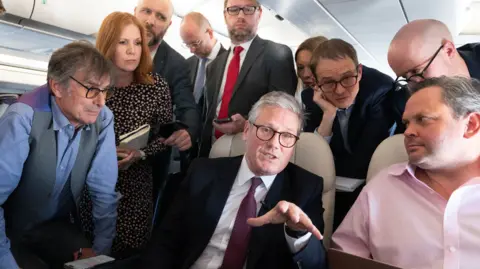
[79,12,172,257]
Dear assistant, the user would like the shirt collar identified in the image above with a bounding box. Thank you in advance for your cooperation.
[230,35,256,55]
[51,96,73,131]
[236,156,276,190]
[50,96,90,131]
[205,40,222,61]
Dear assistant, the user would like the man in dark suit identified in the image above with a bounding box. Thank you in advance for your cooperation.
[387,19,480,133]
[141,91,326,269]
[180,12,227,105]
[306,39,394,180]
[305,39,394,229]
[135,0,199,152]
[198,0,297,157]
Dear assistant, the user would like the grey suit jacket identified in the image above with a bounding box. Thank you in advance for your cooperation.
[198,36,297,157]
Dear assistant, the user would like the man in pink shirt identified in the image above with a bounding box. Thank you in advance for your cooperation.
[332,76,480,269]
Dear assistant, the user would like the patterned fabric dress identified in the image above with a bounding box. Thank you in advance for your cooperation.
[79,73,172,255]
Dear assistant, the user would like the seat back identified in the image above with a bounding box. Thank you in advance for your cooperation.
[210,132,336,247]
[367,134,408,182]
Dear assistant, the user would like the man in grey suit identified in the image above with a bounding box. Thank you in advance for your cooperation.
[198,0,297,157]
[180,12,227,105]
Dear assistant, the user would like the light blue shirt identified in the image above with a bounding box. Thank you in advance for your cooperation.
[0,97,119,268]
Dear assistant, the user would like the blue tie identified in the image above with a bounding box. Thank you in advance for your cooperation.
[337,108,352,154]
[193,57,207,103]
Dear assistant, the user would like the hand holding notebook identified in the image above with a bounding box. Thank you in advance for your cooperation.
[118,124,150,150]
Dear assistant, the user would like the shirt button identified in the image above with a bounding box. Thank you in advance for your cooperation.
[449,246,456,252]
[60,166,65,170]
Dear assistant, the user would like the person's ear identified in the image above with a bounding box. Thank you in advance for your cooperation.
[464,112,480,139]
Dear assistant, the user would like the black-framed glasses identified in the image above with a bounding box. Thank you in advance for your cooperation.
[394,44,444,91]
[225,5,259,15]
[316,66,359,93]
[182,39,203,49]
[70,76,113,99]
[251,122,299,148]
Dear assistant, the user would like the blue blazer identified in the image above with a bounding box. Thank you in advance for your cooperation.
[302,65,395,179]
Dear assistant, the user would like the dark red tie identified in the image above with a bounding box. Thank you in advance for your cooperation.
[215,46,244,139]
[221,177,262,269]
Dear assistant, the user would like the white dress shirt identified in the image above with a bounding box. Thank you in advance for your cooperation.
[215,37,255,117]
[200,40,222,68]
[191,157,312,269]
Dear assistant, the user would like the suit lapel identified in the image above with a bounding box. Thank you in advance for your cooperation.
[191,57,199,85]
[247,170,292,268]
[185,157,243,268]
[231,36,265,100]
[153,42,168,75]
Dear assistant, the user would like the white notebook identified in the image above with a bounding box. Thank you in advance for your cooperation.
[336,176,365,192]
[119,124,150,150]
[64,255,115,269]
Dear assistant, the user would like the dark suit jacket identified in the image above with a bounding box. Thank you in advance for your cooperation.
[199,36,297,157]
[302,65,394,179]
[153,41,200,140]
[141,156,327,269]
[186,45,227,86]
[387,42,480,134]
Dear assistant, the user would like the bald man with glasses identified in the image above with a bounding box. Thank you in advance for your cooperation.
[180,12,227,104]
[387,19,480,133]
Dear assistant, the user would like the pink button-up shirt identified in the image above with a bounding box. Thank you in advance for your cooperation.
[331,162,480,269]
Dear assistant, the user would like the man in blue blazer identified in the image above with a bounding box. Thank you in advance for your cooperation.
[303,39,395,229]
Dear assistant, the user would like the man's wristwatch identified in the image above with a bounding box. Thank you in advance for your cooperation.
[285,224,308,238]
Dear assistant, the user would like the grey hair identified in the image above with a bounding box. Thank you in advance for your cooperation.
[47,40,115,89]
[248,91,305,133]
[410,76,480,118]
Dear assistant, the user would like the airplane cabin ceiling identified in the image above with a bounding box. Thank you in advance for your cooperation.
[0,0,479,77]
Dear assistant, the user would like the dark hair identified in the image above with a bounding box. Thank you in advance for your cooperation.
[48,40,115,88]
[295,36,328,62]
[410,76,480,118]
[310,38,358,79]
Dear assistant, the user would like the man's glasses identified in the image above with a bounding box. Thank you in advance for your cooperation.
[182,39,203,49]
[70,76,113,99]
[251,122,299,148]
[316,66,359,93]
[225,5,259,15]
[394,44,444,91]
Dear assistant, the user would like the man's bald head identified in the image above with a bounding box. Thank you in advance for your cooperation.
[181,12,211,31]
[388,19,457,78]
[180,12,217,58]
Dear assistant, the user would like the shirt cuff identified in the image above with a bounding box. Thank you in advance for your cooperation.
[314,128,332,143]
[284,225,312,253]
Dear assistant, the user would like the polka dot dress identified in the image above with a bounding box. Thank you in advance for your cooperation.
[79,73,173,255]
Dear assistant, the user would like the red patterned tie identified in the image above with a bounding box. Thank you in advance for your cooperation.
[221,177,262,269]
[215,46,244,139]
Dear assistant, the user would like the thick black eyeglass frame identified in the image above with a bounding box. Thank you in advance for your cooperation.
[250,122,300,148]
[394,44,444,91]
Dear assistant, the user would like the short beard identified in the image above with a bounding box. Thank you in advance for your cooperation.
[145,25,163,47]
[229,28,255,44]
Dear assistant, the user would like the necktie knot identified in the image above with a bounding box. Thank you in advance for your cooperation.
[250,177,262,192]
[234,46,244,55]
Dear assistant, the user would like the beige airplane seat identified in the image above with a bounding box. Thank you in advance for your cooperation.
[210,132,336,247]
[366,134,408,183]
